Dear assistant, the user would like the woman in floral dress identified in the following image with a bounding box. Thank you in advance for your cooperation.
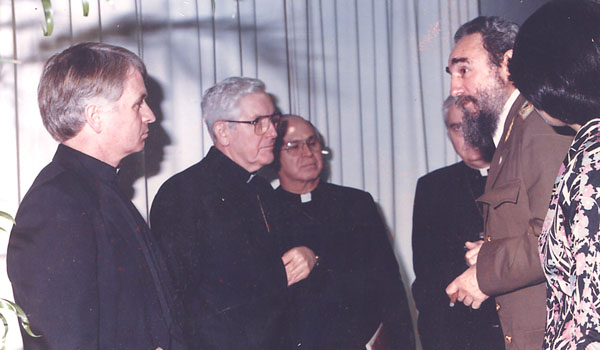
[508,0,600,349]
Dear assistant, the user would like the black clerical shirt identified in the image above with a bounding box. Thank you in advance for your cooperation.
[150,147,290,350]
[275,181,415,350]
[7,144,185,350]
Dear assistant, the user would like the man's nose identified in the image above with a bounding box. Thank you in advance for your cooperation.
[265,120,277,138]
[301,142,314,157]
[450,78,464,97]
[142,103,156,123]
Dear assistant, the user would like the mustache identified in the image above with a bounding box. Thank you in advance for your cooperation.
[456,95,479,108]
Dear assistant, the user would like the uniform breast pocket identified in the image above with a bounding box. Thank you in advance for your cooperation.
[478,178,521,209]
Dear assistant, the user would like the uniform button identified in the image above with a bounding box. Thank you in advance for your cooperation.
[505,335,512,343]
[499,156,503,165]
[496,303,501,311]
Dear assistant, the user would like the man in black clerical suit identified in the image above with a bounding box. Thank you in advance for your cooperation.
[150,77,317,350]
[7,43,185,350]
[412,97,504,350]
[273,115,415,350]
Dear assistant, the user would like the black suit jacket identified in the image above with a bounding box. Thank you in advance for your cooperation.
[7,144,185,350]
[150,147,290,350]
[276,182,415,350]
[411,161,504,350]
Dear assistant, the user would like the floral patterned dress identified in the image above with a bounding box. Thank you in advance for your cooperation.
[540,119,600,350]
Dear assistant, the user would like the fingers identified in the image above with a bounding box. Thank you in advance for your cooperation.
[445,280,458,298]
[465,251,478,266]
[282,246,317,286]
[445,265,489,308]
[281,252,293,265]
[448,287,483,309]
[465,240,483,250]
[283,247,316,265]
[448,291,458,307]
[460,293,484,309]
[284,263,295,286]
[285,262,310,286]
[461,293,474,307]
[282,248,303,267]
[286,258,311,276]
[464,240,484,266]
[446,280,458,298]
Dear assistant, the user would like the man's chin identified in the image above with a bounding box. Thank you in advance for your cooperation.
[465,157,490,169]
[128,143,145,155]
[258,154,274,167]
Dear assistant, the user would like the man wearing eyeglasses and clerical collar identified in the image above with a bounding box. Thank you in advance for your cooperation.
[150,78,318,350]
[272,115,415,350]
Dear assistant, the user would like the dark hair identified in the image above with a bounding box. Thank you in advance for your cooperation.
[38,42,146,142]
[509,0,600,125]
[455,16,519,67]
[272,115,324,172]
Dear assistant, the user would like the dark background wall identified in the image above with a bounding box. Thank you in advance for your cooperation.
[479,0,550,25]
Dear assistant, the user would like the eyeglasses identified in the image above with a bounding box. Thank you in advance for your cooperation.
[282,136,322,156]
[222,113,281,135]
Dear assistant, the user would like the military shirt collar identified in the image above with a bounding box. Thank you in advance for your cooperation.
[493,89,520,147]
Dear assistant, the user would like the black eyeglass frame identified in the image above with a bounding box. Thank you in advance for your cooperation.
[221,113,281,135]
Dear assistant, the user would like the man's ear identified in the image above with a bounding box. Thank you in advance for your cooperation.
[499,49,513,82]
[84,104,103,134]
[213,121,230,147]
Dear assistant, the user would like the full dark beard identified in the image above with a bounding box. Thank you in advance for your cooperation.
[456,73,507,163]
[462,107,497,163]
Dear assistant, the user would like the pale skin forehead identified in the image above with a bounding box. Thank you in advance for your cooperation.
[445,33,489,74]
[238,92,274,120]
[283,116,316,141]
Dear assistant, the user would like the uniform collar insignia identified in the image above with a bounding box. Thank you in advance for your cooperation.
[518,101,534,120]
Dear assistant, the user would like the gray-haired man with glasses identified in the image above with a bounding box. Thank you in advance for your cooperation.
[272,115,415,349]
[150,77,318,350]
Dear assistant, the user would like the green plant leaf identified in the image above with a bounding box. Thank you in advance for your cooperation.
[0,212,12,233]
[0,299,39,338]
[0,312,7,350]
[82,0,89,16]
[40,0,54,36]
[0,212,15,225]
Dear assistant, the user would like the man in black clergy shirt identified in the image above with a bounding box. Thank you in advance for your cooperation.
[150,77,318,350]
[273,115,415,349]
[412,97,503,350]
[7,43,185,350]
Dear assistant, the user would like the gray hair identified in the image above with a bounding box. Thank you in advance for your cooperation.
[38,42,146,142]
[442,95,458,127]
[201,77,266,140]
[454,16,519,67]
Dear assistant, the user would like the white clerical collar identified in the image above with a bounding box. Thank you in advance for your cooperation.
[493,89,520,147]
[479,167,489,176]
[300,192,312,203]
